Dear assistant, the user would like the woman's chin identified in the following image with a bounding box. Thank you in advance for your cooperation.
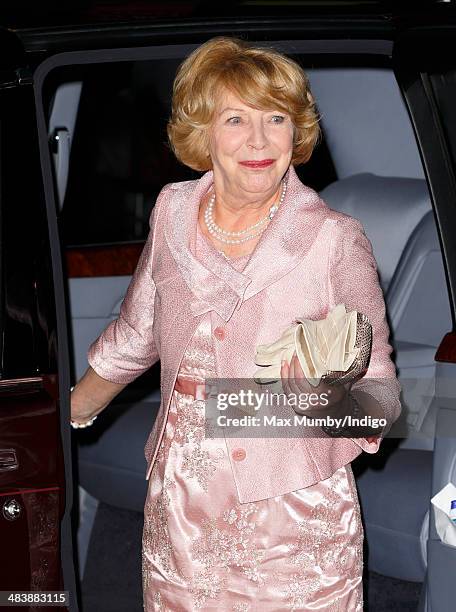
[236,170,282,192]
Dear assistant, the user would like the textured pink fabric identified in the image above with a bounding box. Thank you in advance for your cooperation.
[142,308,364,611]
[87,164,402,503]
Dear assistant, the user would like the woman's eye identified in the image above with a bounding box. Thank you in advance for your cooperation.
[225,114,286,125]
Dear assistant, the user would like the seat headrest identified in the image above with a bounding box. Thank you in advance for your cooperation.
[319,173,432,292]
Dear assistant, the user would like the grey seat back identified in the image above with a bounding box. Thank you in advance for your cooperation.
[320,173,432,293]
[387,210,451,346]
[68,276,132,380]
[68,274,161,403]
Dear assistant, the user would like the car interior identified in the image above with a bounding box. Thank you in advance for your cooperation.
[43,48,452,610]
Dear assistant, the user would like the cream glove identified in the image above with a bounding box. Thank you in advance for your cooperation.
[253,303,372,386]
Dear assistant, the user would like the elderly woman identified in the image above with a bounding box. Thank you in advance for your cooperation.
[71,37,401,611]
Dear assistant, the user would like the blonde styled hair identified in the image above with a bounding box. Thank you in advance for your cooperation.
[167,36,321,171]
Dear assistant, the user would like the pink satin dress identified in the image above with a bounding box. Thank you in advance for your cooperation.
[142,224,364,611]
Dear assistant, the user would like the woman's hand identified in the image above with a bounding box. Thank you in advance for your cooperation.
[280,351,349,419]
[70,391,101,425]
[280,354,383,443]
[70,366,128,427]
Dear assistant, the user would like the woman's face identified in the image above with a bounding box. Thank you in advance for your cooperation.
[207,88,294,199]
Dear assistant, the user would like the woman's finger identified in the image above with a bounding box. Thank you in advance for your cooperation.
[295,358,316,395]
[294,353,305,378]
[281,359,291,396]
[288,354,302,396]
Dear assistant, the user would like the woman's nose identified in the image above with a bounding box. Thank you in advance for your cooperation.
[246,120,268,149]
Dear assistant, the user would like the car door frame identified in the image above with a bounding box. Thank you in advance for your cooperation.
[393,24,456,612]
[0,37,79,612]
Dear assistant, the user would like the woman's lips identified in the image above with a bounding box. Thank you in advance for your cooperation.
[239,159,275,168]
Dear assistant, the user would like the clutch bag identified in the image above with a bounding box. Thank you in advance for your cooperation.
[253,303,372,387]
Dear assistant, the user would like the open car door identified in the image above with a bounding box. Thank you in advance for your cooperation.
[393,18,456,612]
[0,29,78,611]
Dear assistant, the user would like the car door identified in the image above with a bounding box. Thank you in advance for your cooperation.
[0,30,78,610]
[393,18,456,612]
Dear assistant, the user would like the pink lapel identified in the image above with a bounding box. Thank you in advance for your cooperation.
[163,164,329,322]
[164,171,251,321]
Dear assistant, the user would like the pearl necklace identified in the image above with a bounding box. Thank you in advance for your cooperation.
[204,179,287,245]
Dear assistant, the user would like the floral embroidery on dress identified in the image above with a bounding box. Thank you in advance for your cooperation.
[142,476,180,592]
[181,444,225,492]
[284,469,364,610]
[168,390,226,492]
[189,568,227,609]
[191,503,267,586]
[173,394,220,446]
[173,396,207,445]
[283,573,323,610]
[152,591,166,611]
[285,515,363,612]
[180,342,217,376]
[288,506,363,577]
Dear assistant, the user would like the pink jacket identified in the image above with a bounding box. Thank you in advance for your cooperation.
[87,164,401,503]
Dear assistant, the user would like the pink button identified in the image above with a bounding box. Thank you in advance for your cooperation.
[214,326,225,341]
[231,448,246,461]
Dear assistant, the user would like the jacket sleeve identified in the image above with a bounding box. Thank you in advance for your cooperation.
[328,215,402,453]
[86,185,169,384]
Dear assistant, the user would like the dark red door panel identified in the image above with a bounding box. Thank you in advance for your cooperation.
[0,63,77,607]
[65,243,143,278]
